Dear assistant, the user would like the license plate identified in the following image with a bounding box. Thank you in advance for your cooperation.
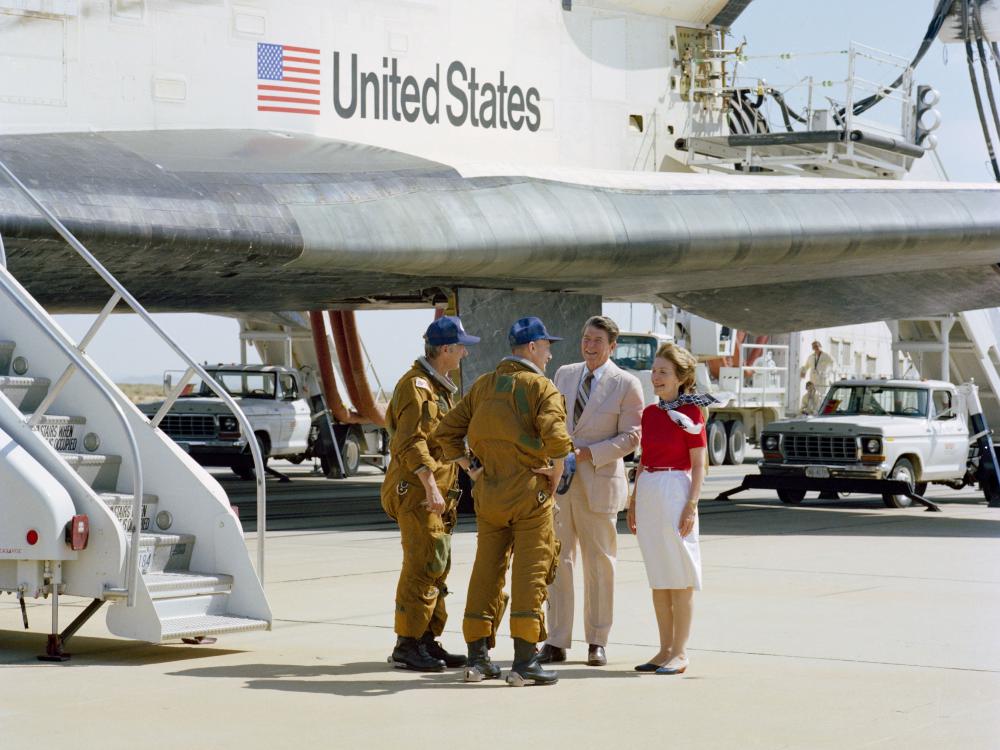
[806,466,830,479]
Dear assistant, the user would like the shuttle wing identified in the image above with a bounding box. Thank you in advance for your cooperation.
[1,129,998,332]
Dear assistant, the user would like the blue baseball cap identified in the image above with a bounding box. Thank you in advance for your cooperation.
[425,315,480,346]
[508,316,563,346]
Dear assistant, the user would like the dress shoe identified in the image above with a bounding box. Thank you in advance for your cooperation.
[536,644,567,664]
[633,662,660,672]
[655,656,689,675]
[587,644,607,666]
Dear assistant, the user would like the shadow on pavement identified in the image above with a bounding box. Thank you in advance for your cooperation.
[0,629,241,666]
[167,660,639,696]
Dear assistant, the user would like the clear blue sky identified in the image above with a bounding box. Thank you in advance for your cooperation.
[56,0,995,385]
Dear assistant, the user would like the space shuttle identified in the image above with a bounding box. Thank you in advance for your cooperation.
[0,0,996,333]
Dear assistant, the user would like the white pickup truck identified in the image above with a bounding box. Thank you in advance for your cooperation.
[755,378,985,508]
[140,364,386,478]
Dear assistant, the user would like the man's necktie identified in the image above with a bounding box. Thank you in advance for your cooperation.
[574,372,594,423]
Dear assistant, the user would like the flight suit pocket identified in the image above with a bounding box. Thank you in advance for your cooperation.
[428,533,451,578]
[421,400,440,432]
[545,537,561,585]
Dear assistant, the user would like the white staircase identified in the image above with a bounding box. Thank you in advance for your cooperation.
[891,310,1000,429]
[0,301,271,644]
[0,162,270,653]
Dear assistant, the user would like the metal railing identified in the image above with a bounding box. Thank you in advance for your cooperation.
[722,343,790,409]
[0,266,145,606]
[0,160,268,594]
[683,42,917,177]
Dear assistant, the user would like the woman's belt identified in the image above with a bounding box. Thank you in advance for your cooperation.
[644,466,687,473]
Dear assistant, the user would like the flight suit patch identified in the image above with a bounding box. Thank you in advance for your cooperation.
[397,481,409,496]
[413,377,432,392]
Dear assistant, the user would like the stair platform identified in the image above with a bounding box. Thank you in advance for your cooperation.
[159,613,269,641]
[144,571,233,598]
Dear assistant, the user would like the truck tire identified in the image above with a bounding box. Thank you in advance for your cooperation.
[340,431,363,477]
[231,432,270,480]
[777,489,806,505]
[707,419,727,466]
[882,458,917,508]
[725,419,746,465]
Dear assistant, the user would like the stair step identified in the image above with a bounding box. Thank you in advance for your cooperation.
[29,414,88,452]
[62,451,122,491]
[0,341,13,375]
[0,375,50,412]
[144,571,233,599]
[159,614,269,642]
[99,492,159,532]
[134,532,195,575]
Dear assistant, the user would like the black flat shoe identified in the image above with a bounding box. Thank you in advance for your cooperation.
[633,662,660,672]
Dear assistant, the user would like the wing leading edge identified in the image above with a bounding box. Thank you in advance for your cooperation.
[0,129,998,332]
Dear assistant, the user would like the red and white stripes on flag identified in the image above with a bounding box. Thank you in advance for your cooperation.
[257,43,321,116]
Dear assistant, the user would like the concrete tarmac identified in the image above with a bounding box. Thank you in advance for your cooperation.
[2,460,999,749]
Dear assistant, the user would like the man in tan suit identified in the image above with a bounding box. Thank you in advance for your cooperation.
[538,315,643,666]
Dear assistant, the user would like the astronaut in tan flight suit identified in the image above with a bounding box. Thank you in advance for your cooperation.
[381,315,480,672]
[435,316,574,686]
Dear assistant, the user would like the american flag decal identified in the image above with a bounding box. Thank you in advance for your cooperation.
[257,43,321,115]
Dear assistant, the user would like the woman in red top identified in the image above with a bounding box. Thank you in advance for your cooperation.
[627,343,709,676]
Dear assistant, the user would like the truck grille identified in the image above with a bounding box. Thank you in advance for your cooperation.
[159,414,216,439]
[784,435,858,462]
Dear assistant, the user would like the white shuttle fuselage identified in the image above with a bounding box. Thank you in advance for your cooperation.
[0,0,729,171]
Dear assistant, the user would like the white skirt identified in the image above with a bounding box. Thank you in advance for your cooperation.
[635,470,702,590]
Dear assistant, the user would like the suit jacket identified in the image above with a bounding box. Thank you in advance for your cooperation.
[554,360,643,514]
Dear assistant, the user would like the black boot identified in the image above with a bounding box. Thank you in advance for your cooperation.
[421,632,467,668]
[389,636,445,672]
[507,637,558,686]
[464,638,502,682]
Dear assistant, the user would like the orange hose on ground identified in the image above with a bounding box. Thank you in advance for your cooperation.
[309,311,364,425]
[327,311,363,410]
[338,310,386,426]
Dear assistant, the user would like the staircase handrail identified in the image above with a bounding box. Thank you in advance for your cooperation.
[0,160,268,587]
[0,265,145,607]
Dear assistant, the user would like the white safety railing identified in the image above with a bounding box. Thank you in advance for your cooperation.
[0,160,268,594]
[720,343,790,409]
[683,42,918,177]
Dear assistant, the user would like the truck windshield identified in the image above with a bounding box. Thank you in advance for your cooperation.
[820,385,929,417]
[182,371,278,399]
[612,335,659,371]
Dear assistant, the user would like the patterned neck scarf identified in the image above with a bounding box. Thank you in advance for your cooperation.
[657,392,719,435]
[657,392,720,411]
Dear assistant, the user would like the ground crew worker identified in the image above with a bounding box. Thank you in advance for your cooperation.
[800,340,836,389]
[435,316,574,686]
[381,315,480,672]
[800,381,823,415]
